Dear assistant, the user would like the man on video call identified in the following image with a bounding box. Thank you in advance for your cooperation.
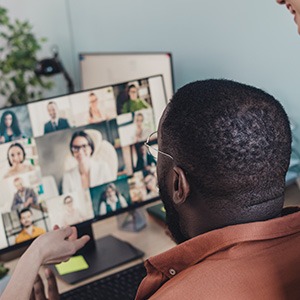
[11,177,38,211]
[30,79,300,299]
[44,101,70,134]
[15,208,45,244]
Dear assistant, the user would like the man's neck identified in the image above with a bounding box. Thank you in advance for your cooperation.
[24,225,34,236]
[51,117,58,124]
[184,194,285,238]
[18,189,25,197]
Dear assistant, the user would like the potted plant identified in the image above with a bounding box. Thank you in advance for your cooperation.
[0,6,53,107]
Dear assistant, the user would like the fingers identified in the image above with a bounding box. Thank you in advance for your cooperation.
[67,227,78,241]
[73,235,90,251]
[45,268,60,300]
[33,274,47,300]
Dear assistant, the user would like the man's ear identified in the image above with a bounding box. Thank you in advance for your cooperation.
[172,166,190,205]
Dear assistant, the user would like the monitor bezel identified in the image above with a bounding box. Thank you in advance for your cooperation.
[79,51,175,99]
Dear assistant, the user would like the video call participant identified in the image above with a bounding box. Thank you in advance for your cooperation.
[11,177,38,211]
[15,208,45,244]
[62,131,115,193]
[4,79,300,299]
[88,92,105,124]
[0,110,23,144]
[4,143,34,179]
[62,195,84,226]
[121,84,150,114]
[134,112,152,143]
[277,0,300,33]
[99,183,128,216]
[134,143,156,172]
[44,101,70,134]
[143,171,158,200]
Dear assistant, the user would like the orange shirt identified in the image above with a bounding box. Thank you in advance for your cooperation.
[136,207,300,300]
[15,226,46,244]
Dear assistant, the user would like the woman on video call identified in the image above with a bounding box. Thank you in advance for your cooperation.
[121,84,150,114]
[4,143,34,178]
[0,111,23,144]
[99,183,128,215]
[88,92,105,124]
[62,130,115,193]
[62,195,84,226]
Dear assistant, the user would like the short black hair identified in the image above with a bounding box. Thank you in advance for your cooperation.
[18,207,32,219]
[69,131,95,155]
[7,143,26,166]
[162,79,291,218]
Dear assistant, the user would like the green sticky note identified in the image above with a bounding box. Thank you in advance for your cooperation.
[55,255,89,275]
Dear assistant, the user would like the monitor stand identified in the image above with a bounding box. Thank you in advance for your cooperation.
[117,208,147,232]
[50,223,144,284]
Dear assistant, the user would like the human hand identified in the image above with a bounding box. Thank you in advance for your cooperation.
[30,268,59,300]
[276,0,285,4]
[31,226,90,265]
[24,197,34,207]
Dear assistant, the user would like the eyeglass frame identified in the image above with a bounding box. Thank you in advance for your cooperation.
[144,131,174,161]
[71,144,91,154]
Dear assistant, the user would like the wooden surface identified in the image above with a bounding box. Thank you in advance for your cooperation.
[3,207,175,294]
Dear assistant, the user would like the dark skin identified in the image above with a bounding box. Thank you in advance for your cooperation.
[30,100,286,297]
[157,104,234,242]
[30,103,255,298]
[158,105,285,242]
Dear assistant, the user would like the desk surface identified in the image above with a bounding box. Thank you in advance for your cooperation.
[4,207,175,294]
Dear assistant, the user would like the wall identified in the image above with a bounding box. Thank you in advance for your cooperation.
[1,0,300,137]
[0,0,74,105]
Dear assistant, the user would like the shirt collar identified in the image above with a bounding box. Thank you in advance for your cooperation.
[147,208,300,279]
[51,117,59,125]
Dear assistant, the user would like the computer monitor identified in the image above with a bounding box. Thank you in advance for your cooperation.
[0,75,167,283]
[79,52,174,102]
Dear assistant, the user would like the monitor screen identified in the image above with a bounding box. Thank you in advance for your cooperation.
[79,52,174,102]
[0,75,167,253]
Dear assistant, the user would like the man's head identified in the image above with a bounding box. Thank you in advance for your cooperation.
[135,113,144,128]
[277,0,300,34]
[47,101,58,120]
[157,79,291,244]
[19,208,33,228]
[14,177,24,192]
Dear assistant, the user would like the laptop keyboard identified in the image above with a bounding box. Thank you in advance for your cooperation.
[60,262,147,300]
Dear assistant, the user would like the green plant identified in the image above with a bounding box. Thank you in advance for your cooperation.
[0,263,9,279]
[0,6,53,106]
